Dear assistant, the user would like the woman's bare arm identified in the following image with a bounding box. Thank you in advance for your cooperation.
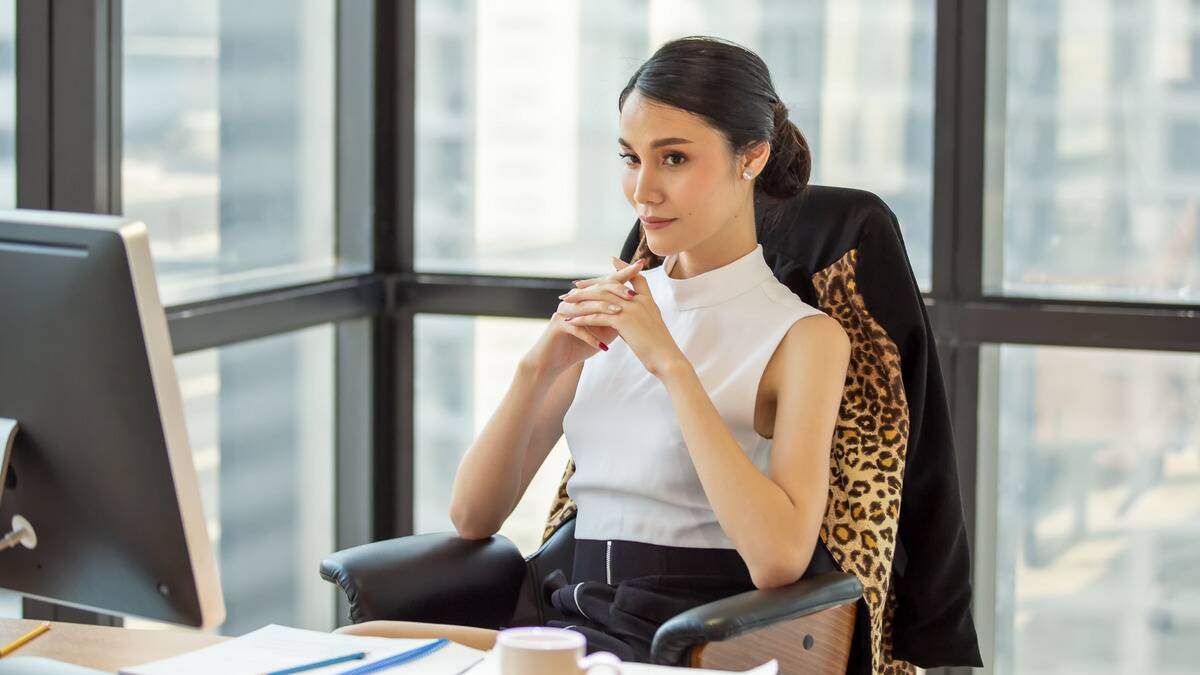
[448,359,583,539]
[656,314,850,588]
[506,360,584,516]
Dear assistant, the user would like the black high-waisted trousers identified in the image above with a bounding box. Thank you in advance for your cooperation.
[537,537,846,664]
[538,538,759,664]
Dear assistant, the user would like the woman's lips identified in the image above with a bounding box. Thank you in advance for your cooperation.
[640,217,675,231]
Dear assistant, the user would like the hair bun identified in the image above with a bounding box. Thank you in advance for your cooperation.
[771,100,789,138]
[759,100,811,200]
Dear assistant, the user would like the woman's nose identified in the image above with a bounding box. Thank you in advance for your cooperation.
[632,168,662,205]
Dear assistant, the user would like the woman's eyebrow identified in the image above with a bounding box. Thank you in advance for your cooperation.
[617,137,694,149]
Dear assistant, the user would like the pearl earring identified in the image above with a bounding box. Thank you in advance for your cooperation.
[742,170,753,180]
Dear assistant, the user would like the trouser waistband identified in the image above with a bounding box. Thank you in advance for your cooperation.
[571,534,839,586]
[572,537,754,585]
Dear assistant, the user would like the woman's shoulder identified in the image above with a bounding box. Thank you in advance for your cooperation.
[757,278,846,352]
[760,277,827,319]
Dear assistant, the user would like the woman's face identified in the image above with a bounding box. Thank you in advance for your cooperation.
[617,89,767,257]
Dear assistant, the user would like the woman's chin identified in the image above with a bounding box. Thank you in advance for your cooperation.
[643,233,672,257]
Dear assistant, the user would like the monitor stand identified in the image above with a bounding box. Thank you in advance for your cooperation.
[0,418,37,552]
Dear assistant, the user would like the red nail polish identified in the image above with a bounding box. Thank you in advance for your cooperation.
[627,290,637,297]
[599,342,608,351]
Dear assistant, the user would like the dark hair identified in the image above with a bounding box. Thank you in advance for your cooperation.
[619,36,812,267]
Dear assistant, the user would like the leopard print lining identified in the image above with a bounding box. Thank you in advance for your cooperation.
[540,247,913,674]
[541,460,578,543]
[812,248,912,675]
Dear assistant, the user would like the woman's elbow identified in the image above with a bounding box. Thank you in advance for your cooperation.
[449,506,499,540]
[750,547,811,590]
[455,526,496,541]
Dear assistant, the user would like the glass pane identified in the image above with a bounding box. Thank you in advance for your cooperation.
[985,0,1200,303]
[415,0,936,291]
[981,344,1200,674]
[0,0,15,617]
[0,0,14,209]
[0,592,16,619]
[122,0,367,305]
[126,324,340,635]
[414,315,572,555]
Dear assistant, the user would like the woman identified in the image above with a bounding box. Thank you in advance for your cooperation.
[338,35,851,663]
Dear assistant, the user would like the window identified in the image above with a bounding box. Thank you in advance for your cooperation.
[414,315,572,555]
[414,0,937,291]
[124,324,345,635]
[0,0,13,620]
[985,0,1200,303]
[122,0,368,305]
[977,344,1200,674]
[0,0,14,209]
[1168,120,1200,174]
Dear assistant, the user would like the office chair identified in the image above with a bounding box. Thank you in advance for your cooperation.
[321,186,960,674]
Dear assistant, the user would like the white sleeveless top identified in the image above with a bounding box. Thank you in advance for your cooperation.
[562,243,827,549]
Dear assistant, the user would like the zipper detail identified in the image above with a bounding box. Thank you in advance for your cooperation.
[606,540,613,584]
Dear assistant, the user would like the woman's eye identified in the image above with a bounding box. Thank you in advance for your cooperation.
[617,152,687,167]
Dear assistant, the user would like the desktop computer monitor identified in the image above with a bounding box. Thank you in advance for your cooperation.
[0,209,225,629]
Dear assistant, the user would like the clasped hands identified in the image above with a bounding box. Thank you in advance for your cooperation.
[555,255,684,377]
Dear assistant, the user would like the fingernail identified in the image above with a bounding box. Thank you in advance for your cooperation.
[608,304,621,311]
[627,289,637,297]
[599,342,608,351]
[564,316,573,321]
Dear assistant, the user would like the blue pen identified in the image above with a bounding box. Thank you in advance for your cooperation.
[266,651,367,675]
[336,638,450,675]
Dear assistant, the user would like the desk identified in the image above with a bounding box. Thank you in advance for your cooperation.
[0,618,227,673]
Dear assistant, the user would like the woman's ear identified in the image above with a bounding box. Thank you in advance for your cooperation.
[742,140,771,177]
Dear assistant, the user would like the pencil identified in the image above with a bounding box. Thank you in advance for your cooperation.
[0,621,50,657]
[337,639,449,675]
[265,651,367,675]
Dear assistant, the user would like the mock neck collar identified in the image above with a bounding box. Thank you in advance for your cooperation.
[658,243,775,310]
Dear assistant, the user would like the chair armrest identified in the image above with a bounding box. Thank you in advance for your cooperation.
[651,571,863,665]
[319,531,526,628]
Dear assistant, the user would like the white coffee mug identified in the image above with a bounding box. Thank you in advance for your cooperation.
[495,626,623,675]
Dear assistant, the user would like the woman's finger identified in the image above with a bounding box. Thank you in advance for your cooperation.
[573,258,644,289]
[615,257,645,279]
[563,312,617,328]
[559,299,624,318]
[559,282,635,304]
[560,320,606,351]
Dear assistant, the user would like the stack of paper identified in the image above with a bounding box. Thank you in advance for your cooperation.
[119,624,487,675]
[121,624,779,674]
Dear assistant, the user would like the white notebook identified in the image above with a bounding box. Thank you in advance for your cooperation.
[120,624,778,675]
[118,624,487,675]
